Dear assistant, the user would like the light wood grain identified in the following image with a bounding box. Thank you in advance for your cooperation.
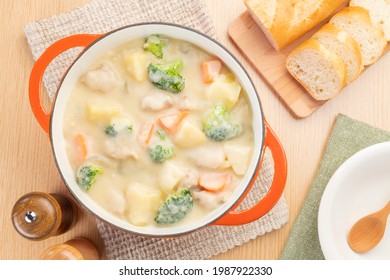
[228,0,390,118]
[347,200,390,253]
[228,11,325,118]
[1,0,389,260]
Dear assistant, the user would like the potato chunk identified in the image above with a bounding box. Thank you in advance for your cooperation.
[126,182,162,226]
[224,143,251,175]
[205,74,241,109]
[186,145,225,169]
[173,119,207,148]
[158,161,185,193]
[123,51,149,82]
[87,101,122,121]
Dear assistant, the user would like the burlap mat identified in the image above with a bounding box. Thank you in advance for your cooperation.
[24,0,289,259]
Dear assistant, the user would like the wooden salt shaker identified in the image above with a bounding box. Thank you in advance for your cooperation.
[11,192,78,241]
[40,238,100,260]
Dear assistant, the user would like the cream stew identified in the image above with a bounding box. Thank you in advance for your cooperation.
[63,35,254,227]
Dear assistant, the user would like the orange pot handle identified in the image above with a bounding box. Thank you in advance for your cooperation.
[212,120,287,226]
[29,34,102,134]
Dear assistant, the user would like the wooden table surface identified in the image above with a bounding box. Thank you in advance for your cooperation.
[1,0,389,260]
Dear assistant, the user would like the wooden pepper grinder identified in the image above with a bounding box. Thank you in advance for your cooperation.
[12,192,78,241]
[40,238,100,260]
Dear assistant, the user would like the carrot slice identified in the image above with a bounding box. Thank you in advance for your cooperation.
[138,122,155,146]
[158,111,188,134]
[199,172,229,192]
[74,134,87,165]
[201,59,222,83]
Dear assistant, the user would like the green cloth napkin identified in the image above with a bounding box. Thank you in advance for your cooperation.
[280,114,390,260]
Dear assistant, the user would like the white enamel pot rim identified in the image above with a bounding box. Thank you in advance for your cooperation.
[29,22,287,237]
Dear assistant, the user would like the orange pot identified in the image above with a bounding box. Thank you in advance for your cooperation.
[29,23,287,237]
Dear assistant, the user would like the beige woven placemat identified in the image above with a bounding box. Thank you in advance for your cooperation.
[24,0,289,259]
[97,154,288,259]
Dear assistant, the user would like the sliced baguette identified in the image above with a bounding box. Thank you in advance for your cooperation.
[286,38,346,101]
[312,23,363,84]
[350,0,390,41]
[329,6,387,66]
[244,0,346,50]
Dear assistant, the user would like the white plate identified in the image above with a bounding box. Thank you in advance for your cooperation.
[318,142,390,259]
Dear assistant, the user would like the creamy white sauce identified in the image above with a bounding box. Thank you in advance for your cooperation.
[63,37,254,227]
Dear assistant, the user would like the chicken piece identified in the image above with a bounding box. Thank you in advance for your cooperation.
[141,92,174,111]
[192,190,227,210]
[176,95,200,111]
[186,145,225,169]
[179,170,199,189]
[103,136,138,160]
[82,63,122,92]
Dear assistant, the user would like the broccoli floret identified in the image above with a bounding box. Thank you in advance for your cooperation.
[156,129,166,141]
[76,165,104,190]
[202,104,240,141]
[143,34,167,59]
[148,144,174,163]
[104,117,133,137]
[155,189,193,224]
[148,59,185,93]
[105,124,117,137]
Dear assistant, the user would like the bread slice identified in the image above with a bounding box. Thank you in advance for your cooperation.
[286,38,346,101]
[244,0,346,50]
[312,23,363,84]
[329,6,387,66]
[350,0,390,41]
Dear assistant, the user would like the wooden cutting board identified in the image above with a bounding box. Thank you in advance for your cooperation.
[228,1,388,118]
